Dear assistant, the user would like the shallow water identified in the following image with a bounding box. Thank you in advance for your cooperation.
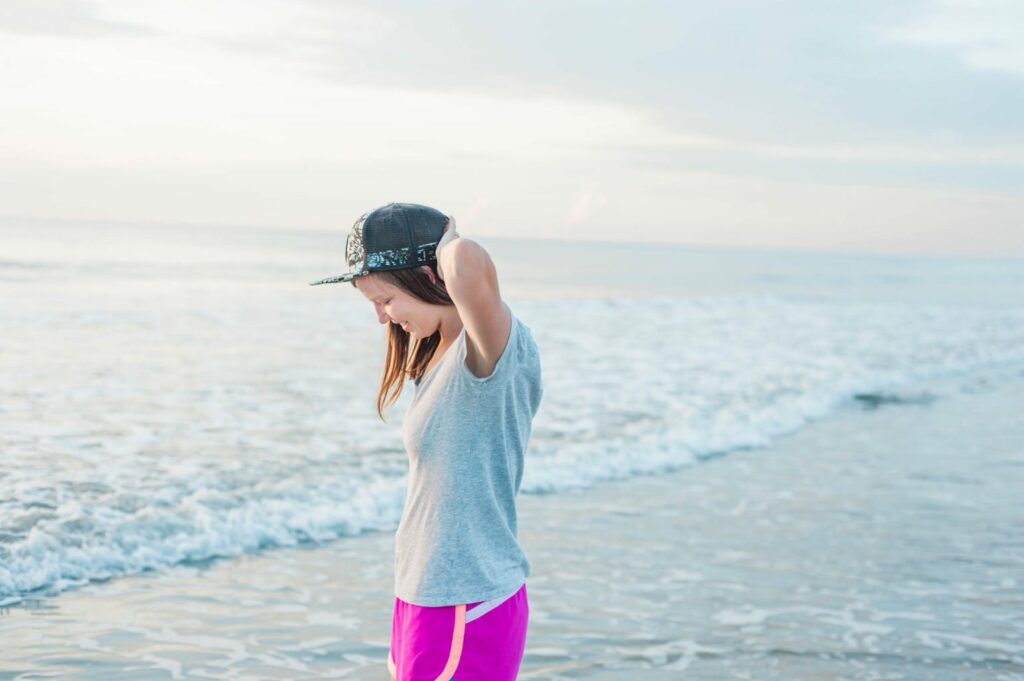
[4,222,1024,602]
[514,365,1024,680]
[3,221,1024,678]
[2,363,1022,679]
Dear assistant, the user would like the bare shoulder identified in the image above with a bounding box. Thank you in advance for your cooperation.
[443,239,513,379]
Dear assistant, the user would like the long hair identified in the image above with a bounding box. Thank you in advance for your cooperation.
[352,263,454,421]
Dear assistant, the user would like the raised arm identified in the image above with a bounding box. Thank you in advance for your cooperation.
[438,234,512,379]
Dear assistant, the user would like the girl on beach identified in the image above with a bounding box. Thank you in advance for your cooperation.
[310,203,543,680]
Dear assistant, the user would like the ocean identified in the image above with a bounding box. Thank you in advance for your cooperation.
[2,219,1023,679]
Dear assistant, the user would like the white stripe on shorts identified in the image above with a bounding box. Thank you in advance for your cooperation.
[464,584,522,624]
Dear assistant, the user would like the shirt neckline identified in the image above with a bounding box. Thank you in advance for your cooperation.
[415,325,466,388]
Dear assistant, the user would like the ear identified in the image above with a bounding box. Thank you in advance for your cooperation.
[419,264,437,285]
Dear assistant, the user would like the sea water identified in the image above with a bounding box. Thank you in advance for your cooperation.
[2,219,1024,605]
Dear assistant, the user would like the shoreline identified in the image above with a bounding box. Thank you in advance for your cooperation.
[3,362,1023,679]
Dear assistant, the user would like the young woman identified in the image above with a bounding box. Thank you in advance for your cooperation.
[310,203,543,680]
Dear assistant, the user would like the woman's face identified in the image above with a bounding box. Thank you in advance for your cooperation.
[354,270,438,338]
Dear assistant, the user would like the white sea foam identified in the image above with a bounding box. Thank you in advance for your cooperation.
[4,227,1024,599]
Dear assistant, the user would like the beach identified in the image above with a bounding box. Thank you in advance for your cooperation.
[3,223,1024,679]
[3,360,1022,679]
[4,1,1024,676]
[4,2,1024,676]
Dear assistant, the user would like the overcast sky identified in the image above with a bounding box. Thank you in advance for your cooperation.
[1,0,1022,256]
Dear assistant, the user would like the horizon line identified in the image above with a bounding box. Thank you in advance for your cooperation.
[1,213,1022,264]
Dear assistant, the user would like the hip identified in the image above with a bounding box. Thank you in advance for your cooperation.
[387,581,528,681]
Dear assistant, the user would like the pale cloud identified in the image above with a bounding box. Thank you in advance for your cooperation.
[0,0,152,36]
[883,0,1024,76]
[0,0,1021,256]
[3,149,1022,257]
[568,189,609,225]
[0,26,652,167]
[459,196,493,227]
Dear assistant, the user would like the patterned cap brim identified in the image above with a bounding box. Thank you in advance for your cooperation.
[308,271,366,286]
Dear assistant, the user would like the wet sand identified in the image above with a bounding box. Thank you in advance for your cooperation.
[2,363,1023,680]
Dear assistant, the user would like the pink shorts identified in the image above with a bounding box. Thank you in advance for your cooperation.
[387,582,529,681]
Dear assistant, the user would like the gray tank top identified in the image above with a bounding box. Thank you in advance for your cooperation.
[397,305,543,606]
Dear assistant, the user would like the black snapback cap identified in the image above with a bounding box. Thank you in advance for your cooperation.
[309,203,450,286]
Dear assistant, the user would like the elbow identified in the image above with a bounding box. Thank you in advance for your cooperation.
[444,239,493,289]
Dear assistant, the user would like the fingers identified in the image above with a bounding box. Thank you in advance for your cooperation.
[436,216,461,282]
[446,215,459,236]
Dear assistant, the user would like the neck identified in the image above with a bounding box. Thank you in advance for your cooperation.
[438,309,463,345]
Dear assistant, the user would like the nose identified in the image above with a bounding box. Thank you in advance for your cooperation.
[374,303,391,325]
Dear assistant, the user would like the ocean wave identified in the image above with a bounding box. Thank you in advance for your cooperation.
[4,293,1024,599]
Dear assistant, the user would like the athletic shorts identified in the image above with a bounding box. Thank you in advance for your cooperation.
[387,582,529,681]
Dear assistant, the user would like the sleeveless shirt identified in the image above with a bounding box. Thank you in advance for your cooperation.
[396,305,543,606]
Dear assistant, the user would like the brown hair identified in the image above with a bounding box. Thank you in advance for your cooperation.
[353,263,454,421]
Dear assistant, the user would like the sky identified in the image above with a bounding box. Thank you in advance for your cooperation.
[1,0,1022,257]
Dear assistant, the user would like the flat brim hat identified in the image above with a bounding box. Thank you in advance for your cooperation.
[309,202,450,286]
